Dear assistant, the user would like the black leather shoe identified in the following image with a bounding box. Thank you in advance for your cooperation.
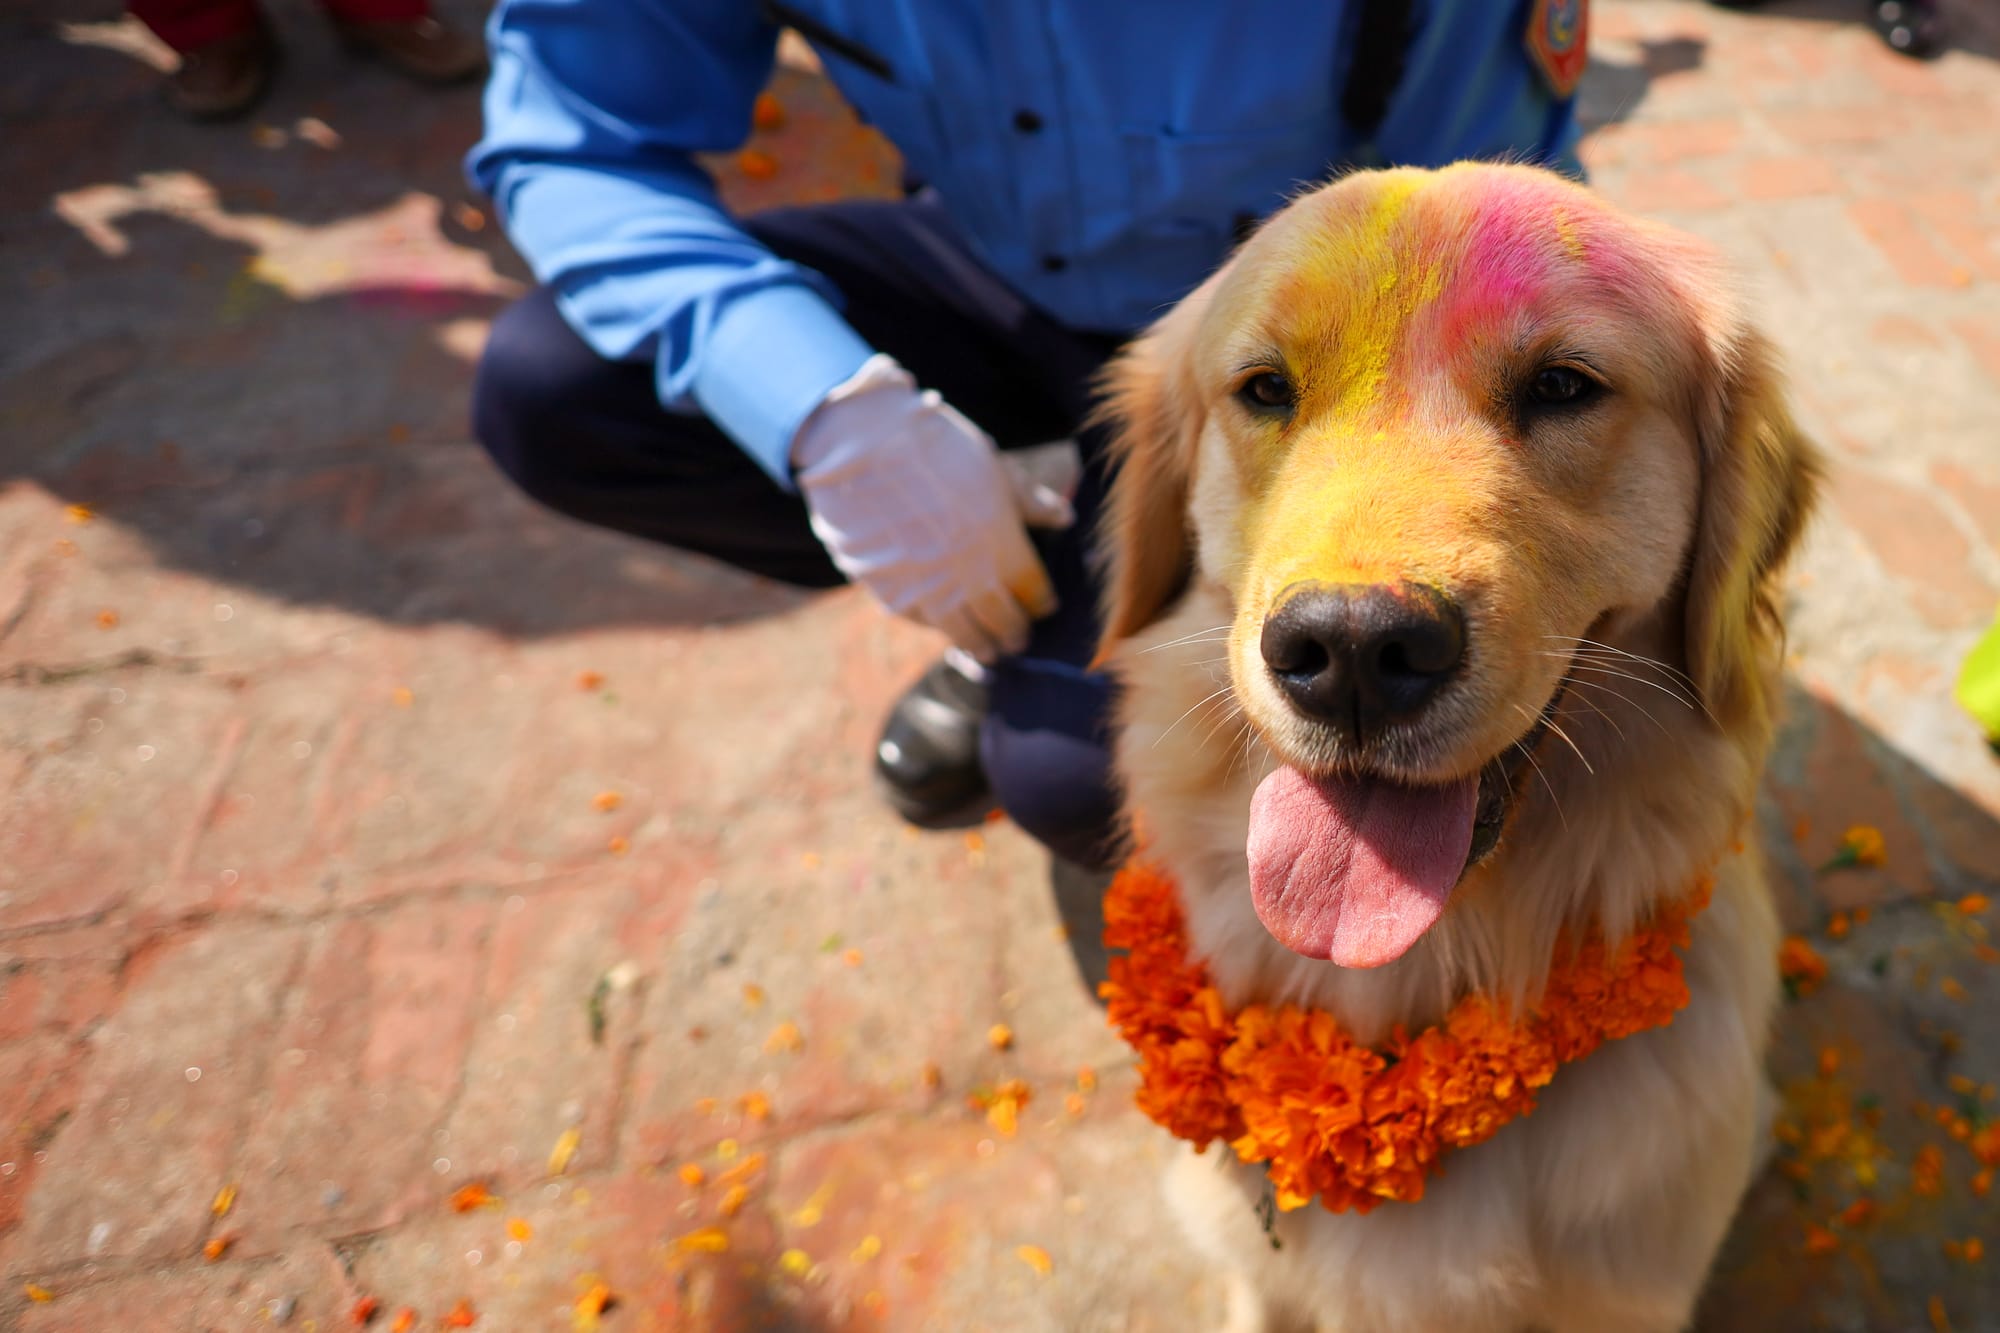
[874,656,995,827]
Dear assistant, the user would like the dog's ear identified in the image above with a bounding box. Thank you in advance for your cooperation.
[1090,276,1218,661]
[1682,315,1822,731]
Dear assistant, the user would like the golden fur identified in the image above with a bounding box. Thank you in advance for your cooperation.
[1093,164,1820,1333]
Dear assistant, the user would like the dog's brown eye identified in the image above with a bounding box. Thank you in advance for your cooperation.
[1527,366,1598,407]
[1238,371,1295,413]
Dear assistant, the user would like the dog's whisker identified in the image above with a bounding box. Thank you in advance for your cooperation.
[1541,635,1702,695]
[1561,662,1703,716]
[1139,624,1235,654]
[1152,683,1237,749]
[1562,688,1628,748]
[1514,701,1594,777]
[1534,650,1697,707]
[1561,674,1671,738]
[1512,736,1568,831]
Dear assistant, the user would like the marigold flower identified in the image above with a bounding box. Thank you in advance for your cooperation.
[1101,860,1710,1214]
[1778,936,1828,999]
[1821,824,1886,872]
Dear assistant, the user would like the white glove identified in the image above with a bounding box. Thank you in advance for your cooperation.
[791,354,1073,661]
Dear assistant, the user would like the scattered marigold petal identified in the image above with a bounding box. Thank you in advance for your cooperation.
[842,947,863,967]
[575,1281,614,1326]
[607,835,629,855]
[442,1300,477,1328]
[742,984,765,1010]
[964,831,985,853]
[203,1231,236,1262]
[1966,1237,1985,1262]
[1914,1144,1946,1196]
[576,671,604,691]
[778,1248,812,1278]
[851,1234,882,1262]
[1818,1046,1841,1078]
[764,1021,803,1054]
[1064,1092,1086,1117]
[737,148,777,179]
[1929,1294,1951,1333]
[987,1023,1014,1051]
[752,91,786,130]
[23,1283,54,1303]
[1838,1198,1877,1228]
[676,1226,730,1254]
[1016,1244,1053,1276]
[549,1126,582,1176]
[449,1181,498,1213]
[1828,911,1850,939]
[66,503,95,524]
[921,1062,942,1090]
[390,1311,416,1333]
[591,790,622,812]
[211,1183,237,1216]
[351,1295,381,1324]
[507,1217,533,1242]
[679,1163,706,1187]
[740,1090,772,1121]
[391,686,414,708]
[1941,977,1967,1001]
[719,1183,749,1218]
[716,1152,766,1188]
[717,1137,739,1160]
[454,202,487,232]
[1804,1223,1839,1255]
[96,609,119,629]
[1974,1168,1994,1198]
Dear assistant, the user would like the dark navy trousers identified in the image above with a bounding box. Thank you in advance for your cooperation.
[472,195,1130,868]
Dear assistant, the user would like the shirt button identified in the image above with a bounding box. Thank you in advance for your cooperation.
[1040,254,1068,273]
[1012,109,1044,133]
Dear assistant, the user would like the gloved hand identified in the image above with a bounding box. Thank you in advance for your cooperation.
[791,354,1073,662]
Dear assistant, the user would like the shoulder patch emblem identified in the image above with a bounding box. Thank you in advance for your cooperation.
[1526,0,1590,101]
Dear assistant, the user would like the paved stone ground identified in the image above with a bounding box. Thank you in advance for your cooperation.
[3,0,1998,1329]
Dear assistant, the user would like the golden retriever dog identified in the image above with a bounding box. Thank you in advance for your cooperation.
[1092,163,1819,1333]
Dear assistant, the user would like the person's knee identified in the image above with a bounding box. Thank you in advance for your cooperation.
[472,292,599,502]
[981,690,1124,870]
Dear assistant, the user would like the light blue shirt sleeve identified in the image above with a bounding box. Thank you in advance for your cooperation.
[468,0,874,487]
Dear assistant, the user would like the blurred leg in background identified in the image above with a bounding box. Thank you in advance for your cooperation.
[128,0,483,120]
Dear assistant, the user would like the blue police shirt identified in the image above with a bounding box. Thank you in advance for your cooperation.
[468,0,1581,487]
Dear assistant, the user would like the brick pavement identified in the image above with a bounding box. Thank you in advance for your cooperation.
[2,0,1998,1328]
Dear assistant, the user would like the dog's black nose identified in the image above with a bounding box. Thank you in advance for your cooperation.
[1259,581,1465,738]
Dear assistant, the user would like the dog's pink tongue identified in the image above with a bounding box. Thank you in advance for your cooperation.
[1247,768,1479,968]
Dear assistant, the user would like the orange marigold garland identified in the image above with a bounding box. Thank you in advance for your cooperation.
[1101,861,1713,1214]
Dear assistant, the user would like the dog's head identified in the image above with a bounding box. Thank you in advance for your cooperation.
[1095,164,1817,968]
